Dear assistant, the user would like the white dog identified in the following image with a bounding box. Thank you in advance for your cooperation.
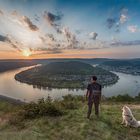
[121,106,140,128]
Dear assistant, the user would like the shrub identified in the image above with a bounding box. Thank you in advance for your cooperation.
[44,104,63,116]
[23,102,39,119]
[22,98,63,119]
[61,101,78,110]
[62,94,75,101]
[61,94,84,109]
[63,94,85,102]
[135,93,140,101]
[107,94,134,102]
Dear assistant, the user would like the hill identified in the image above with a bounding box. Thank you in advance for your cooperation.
[0,95,140,140]
[0,60,37,73]
[99,59,140,75]
[15,61,118,88]
[38,61,94,75]
[100,60,132,67]
[1,58,140,73]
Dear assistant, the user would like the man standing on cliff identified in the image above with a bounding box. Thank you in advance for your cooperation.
[86,76,102,119]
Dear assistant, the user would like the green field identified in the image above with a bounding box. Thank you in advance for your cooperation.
[0,95,139,140]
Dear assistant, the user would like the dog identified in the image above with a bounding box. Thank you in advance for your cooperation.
[121,106,140,128]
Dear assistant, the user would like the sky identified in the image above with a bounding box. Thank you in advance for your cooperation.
[0,0,140,59]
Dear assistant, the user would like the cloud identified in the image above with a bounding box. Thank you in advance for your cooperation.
[23,16,39,31]
[106,18,116,29]
[39,33,56,47]
[0,34,21,52]
[43,11,63,25]
[120,14,127,24]
[46,33,55,41]
[1,9,84,53]
[106,18,120,32]
[39,36,46,43]
[89,32,98,40]
[30,38,109,56]
[43,11,63,32]
[120,8,128,24]
[0,9,3,15]
[32,47,62,55]
[0,35,7,42]
[11,10,18,16]
[110,40,140,46]
[75,29,82,34]
[34,14,40,21]
[127,25,139,33]
[61,27,79,49]
[106,17,121,32]
[61,27,71,41]
[11,10,39,31]
[106,8,128,33]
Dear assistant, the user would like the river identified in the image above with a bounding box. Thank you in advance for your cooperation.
[0,65,140,102]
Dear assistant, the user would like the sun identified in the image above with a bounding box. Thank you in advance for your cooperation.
[22,49,32,57]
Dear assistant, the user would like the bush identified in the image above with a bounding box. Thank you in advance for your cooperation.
[107,94,134,102]
[63,94,85,102]
[8,98,63,128]
[135,93,140,101]
[44,104,63,116]
[61,101,78,110]
[61,94,84,109]
[62,94,75,101]
[23,102,39,119]
[22,98,63,119]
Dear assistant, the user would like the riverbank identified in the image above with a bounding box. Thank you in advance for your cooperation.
[15,61,119,89]
[99,59,140,76]
[0,95,25,105]
[0,65,140,101]
[0,94,139,140]
[0,60,37,73]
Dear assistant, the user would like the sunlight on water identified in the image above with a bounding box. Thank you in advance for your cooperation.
[0,66,140,101]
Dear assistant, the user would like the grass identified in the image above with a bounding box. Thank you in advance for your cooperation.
[0,95,140,140]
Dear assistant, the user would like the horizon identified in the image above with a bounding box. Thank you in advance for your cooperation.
[1,57,140,61]
[0,0,140,59]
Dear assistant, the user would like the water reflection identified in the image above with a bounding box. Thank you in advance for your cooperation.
[0,66,140,102]
[32,84,84,91]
